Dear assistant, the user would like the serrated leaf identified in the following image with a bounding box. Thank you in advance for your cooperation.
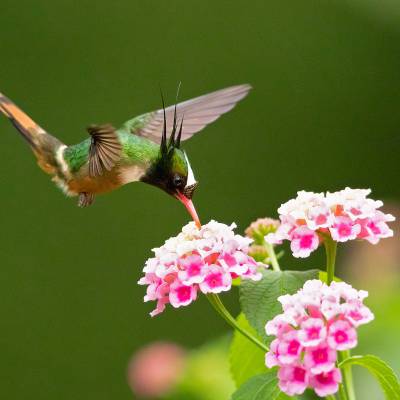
[230,313,266,387]
[339,355,400,400]
[240,269,319,340]
[231,372,291,400]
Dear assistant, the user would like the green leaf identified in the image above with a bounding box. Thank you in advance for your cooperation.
[229,313,266,387]
[319,270,341,283]
[240,269,319,340]
[339,355,400,400]
[231,372,291,400]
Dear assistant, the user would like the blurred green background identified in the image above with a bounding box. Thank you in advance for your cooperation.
[0,0,399,399]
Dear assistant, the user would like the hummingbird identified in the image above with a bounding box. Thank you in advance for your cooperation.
[0,84,251,224]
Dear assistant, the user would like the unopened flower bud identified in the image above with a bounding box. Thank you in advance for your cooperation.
[248,244,269,262]
[245,218,280,244]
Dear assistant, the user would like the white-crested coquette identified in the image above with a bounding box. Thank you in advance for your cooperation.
[0,84,251,223]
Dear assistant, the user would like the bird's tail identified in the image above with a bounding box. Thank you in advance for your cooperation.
[0,91,64,174]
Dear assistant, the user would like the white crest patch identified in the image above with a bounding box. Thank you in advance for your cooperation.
[184,152,197,187]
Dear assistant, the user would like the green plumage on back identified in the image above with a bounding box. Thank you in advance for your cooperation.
[64,139,91,173]
[63,130,159,174]
[118,130,159,165]
[122,112,153,135]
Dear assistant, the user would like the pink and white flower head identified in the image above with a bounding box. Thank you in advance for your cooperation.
[266,188,395,258]
[138,220,265,316]
[265,279,373,397]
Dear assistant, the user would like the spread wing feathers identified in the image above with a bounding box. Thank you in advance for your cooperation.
[0,91,64,174]
[87,124,122,177]
[124,84,252,143]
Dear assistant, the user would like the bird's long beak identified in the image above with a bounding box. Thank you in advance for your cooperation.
[176,192,201,228]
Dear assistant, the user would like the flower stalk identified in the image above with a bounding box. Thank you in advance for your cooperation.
[323,239,356,400]
[324,237,337,285]
[340,351,356,400]
[339,383,349,400]
[264,242,281,272]
[206,293,269,352]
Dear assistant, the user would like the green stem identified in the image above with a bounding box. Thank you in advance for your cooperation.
[206,293,269,352]
[326,395,337,400]
[324,237,337,285]
[264,242,281,271]
[340,350,356,400]
[339,383,349,400]
[324,238,353,400]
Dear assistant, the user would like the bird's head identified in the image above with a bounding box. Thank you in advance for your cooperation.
[141,106,200,226]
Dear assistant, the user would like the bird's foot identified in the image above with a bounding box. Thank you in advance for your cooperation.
[78,192,95,207]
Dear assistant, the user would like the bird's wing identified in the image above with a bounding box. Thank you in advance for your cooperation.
[87,124,122,177]
[122,84,251,143]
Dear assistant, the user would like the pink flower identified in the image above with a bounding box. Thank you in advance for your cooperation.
[265,219,295,244]
[265,339,280,368]
[150,297,169,317]
[127,342,186,398]
[342,301,375,327]
[169,283,197,308]
[290,226,320,258]
[309,368,342,397]
[306,205,334,230]
[138,220,266,316]
[267,188,395,258]
[276,330,303,365]
[298,318,327,347]
[265,314,293,337]
[278,364,309,396]
[304,343,337,374]
[177,254,206,285]
[265,279,373,397]
[327,320,357,350]
[199,265,232,294]
[357,211,395,244]
[329,216,361,242]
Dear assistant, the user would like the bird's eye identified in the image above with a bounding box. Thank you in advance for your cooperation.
[173,175,184,188]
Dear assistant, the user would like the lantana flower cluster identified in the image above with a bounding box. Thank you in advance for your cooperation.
[266,188,395,258]
[138,220,264,316]
[265,280,374,397]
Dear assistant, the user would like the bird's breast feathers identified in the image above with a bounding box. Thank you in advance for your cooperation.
[53,153,146,197]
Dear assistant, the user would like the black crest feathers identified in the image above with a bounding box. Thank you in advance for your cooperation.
[87,124,122,177]
[159,85,184,163]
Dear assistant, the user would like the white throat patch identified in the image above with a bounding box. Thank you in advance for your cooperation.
[184,152,197,187]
